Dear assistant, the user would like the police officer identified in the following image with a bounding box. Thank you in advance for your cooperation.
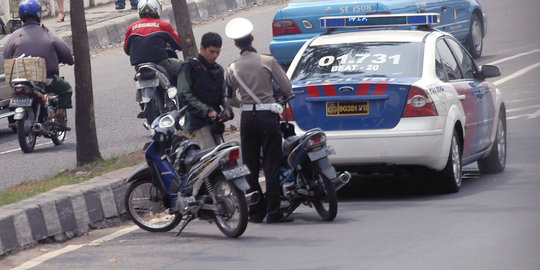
[224,18,293,224]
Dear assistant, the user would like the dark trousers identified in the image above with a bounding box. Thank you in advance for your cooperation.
[45,75,73,109]
[240,110,283,220]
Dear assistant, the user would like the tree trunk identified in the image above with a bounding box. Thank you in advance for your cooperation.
[170,0,198,58]
[70,0,102,165]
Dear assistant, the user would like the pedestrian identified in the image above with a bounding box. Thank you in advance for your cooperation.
[224,18,293,224]
[177,32,233,149]
[3,0,74,130]
[55,0,65,22]
[123,0,181,118]
[116,0,138,10]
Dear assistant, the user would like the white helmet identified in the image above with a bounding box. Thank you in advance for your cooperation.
[225,17,254,39]
[138,0,162,18]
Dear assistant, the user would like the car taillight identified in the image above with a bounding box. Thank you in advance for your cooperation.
[272,20,302,36]
[402,86,438,117]
[306,133,326,149]
[280,106,295,121]
[14,86,25,97]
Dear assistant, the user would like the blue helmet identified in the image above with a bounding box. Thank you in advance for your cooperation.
[19,0,42,22]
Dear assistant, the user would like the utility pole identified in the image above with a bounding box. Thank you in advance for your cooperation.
[70,0,102,165]
[170,0,198,58]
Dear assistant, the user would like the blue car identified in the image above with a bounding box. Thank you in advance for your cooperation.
[270,0,487,66]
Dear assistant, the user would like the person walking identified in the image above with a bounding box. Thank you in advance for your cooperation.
[224,18,293,224]
[55,0,65,22]
[116,0,138,10]
[177,32,233,149]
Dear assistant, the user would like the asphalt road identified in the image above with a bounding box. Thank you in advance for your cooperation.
[2,0,540,269]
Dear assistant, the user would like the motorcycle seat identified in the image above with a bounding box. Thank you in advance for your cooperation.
[183,147,214,166]
[135,62,170,79]
[282,136,301,154]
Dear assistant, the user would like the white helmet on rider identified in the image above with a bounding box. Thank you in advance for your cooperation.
[138,0,162,19]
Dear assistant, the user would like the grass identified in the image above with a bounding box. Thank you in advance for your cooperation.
[0,150,145,207]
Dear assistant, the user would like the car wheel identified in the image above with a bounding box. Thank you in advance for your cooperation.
[466,13,483,58]
[435,130,462,193]
[478,109,506,174]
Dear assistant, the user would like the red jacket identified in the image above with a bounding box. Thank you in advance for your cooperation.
[124,17,181,66]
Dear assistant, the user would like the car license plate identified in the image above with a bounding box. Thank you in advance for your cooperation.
[136,78,159,89]
[9,98,32,107]
[308,146,335,161]
[222,165,251,180]
[326,101,369,116]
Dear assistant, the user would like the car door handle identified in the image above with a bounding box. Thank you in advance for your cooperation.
[458,95,466,100]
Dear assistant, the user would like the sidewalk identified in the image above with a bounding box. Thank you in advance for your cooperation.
[0,0,286,257]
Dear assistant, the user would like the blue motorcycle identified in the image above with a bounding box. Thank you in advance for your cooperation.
[124,107,257,238]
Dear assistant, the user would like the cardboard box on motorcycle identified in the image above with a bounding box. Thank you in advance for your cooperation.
[4,56,47,83]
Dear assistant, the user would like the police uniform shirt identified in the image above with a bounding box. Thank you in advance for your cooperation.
[226,50,291,105]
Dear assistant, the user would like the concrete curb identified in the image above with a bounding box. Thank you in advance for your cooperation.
[0,166,135,256]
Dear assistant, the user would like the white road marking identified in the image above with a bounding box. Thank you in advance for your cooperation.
[0,138,69,155]
[492,62,540,86]
[506,104,540,113]
[487,48,540,65]
[507,109,540,120]
[11,225,139,270]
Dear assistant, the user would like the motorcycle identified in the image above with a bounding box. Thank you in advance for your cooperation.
[124,107,257,238]
[277,94,351,221]
[9,78,67,153]
[134,62,179,129]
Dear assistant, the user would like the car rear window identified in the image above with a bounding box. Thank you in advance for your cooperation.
[291,42,423,81]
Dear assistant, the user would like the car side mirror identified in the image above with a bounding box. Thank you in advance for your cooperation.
[478,64,501,79]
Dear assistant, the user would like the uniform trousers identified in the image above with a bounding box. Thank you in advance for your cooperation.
[240,110,283,220]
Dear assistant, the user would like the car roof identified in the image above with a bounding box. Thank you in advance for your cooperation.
[309,30,436,46]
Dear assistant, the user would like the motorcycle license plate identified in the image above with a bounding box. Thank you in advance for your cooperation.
[9,98,32,107]
[222,165,251,180]
[308,146,336,161]
[136,78,159,89]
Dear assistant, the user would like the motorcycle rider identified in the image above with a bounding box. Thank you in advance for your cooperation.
[3,0,74,130]
[123,0,182,118]
[224,18,293,224]
[177,32,233,149]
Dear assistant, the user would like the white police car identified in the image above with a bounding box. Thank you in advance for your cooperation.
[283,13,506,193]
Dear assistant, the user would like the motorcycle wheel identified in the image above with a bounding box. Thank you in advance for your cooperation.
[51,110,66,145]
[144,97,162,126]
[213,176,248,238]
[125,179,182,232]
[17,109,37,153]
[312,173,338,221]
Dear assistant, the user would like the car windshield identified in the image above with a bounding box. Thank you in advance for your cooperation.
[291,42,424,81]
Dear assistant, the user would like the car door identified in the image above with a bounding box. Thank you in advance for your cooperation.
[438,0,470,40]
[445,37,495,159]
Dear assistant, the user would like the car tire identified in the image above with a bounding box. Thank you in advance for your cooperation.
[478,109,506,174]
[435,130,462,193]
[466,13,483,59]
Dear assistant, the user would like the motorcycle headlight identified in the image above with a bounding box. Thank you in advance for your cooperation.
[158,114,175,128]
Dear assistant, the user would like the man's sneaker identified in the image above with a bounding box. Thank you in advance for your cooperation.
[55,115,71,131]
[137,111,146,119]
[115,4,125,10]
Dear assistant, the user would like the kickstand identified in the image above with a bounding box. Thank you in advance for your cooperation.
[175,214,194,236]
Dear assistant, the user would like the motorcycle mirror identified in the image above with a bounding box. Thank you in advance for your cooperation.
[167,87,178,99]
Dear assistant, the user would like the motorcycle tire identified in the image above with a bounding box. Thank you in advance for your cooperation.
[144,97,161,126]
[51,110,67,145]
[312,173,338,221]
[213,176,248,238]
[125,179,182,232]
[17,108,37,153]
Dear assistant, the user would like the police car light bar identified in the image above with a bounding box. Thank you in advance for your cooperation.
[319,13,440,29]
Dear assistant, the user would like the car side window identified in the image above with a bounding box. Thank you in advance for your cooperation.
[435,50,447,81]
[445,38,476,79]
[436,39,462,81]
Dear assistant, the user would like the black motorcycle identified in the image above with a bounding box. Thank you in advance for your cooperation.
[277,95,351,221]
[134,62,179,128]
[9,78,66,153]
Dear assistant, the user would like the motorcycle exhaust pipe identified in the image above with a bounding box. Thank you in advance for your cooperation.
[333,171,351,191]
[32,123,45,134]
[245,191,260,206]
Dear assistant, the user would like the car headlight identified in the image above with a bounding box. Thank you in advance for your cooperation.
[158,114,175,128]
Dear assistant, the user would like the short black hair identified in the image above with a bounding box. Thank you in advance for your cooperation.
[201,32,222,48]
[234,35,252,49]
